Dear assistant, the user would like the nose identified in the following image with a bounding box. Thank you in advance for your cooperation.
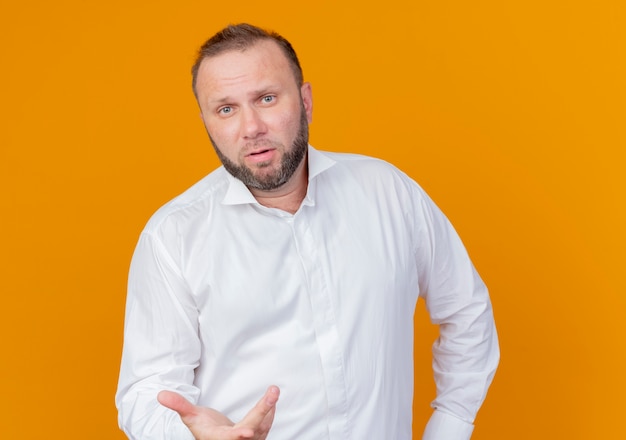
[240,106,267,139]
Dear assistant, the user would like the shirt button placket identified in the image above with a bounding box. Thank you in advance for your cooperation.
[289,213,350,439]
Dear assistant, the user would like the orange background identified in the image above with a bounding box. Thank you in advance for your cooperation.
[2,1,624,438]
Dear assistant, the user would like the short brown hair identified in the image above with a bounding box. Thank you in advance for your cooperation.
[191,23,304,98]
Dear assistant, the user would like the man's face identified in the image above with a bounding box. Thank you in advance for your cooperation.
[195,40,313,191]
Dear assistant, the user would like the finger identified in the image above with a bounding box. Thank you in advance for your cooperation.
[236,386,280,430]
[157,390,198,419]
[257,404,277,434]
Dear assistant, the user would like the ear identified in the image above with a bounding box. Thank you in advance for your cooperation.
[300,82,313,124]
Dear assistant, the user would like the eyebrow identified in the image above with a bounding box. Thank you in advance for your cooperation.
[208,96,233,105]
[207,85,281,105]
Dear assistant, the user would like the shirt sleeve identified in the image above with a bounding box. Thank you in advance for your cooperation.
[412,186,500,440]
[115,231,199,440]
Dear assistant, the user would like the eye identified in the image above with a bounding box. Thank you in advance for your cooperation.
[218,106,233,115]
[261,95,275,104]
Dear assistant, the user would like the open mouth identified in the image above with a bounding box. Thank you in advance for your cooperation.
[245,148,276,164]
[249,149,271,156]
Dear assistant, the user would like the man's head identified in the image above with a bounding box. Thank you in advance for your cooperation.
[192,24,312,192]
[192,24,304,99]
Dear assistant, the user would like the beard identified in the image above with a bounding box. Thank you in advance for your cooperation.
[209,108,309,191]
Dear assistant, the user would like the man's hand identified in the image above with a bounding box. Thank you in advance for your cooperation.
[157,386,280,440]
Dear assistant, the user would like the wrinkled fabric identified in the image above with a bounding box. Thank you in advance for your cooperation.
[116,146,499,440]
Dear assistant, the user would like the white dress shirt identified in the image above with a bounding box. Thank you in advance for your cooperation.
[116,146,499,440]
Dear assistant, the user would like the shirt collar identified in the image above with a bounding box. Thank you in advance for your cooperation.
[221,145,336,206]
[307,145,336,180]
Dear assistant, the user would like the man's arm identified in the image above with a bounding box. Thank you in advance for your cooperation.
[413,187,500,440]
[116,229,281,439]
[116,231,204,439]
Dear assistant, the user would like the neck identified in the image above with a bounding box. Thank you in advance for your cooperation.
[249,156,308,215]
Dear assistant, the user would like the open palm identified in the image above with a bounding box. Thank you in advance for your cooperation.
[157,386,280,440]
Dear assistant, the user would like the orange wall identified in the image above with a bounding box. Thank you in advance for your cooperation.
[2,1,624,438]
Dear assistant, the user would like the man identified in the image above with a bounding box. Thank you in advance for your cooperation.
[116,23,499,440]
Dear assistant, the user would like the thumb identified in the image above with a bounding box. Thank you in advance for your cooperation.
[236,385,280,429]
[157,390,197,418]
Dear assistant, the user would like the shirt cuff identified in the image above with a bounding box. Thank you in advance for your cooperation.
[422,410,474,440]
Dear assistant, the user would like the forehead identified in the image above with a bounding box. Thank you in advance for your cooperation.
[196,40,295,99]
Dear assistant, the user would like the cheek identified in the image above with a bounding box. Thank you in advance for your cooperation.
[205,124,244,161]
[273,110,301,139]
[206,119,239,144]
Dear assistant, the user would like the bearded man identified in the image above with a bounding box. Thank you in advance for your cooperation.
[116,23,499,440]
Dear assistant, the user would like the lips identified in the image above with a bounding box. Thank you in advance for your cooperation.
[245,147,276,164]
[247,148,274,157]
